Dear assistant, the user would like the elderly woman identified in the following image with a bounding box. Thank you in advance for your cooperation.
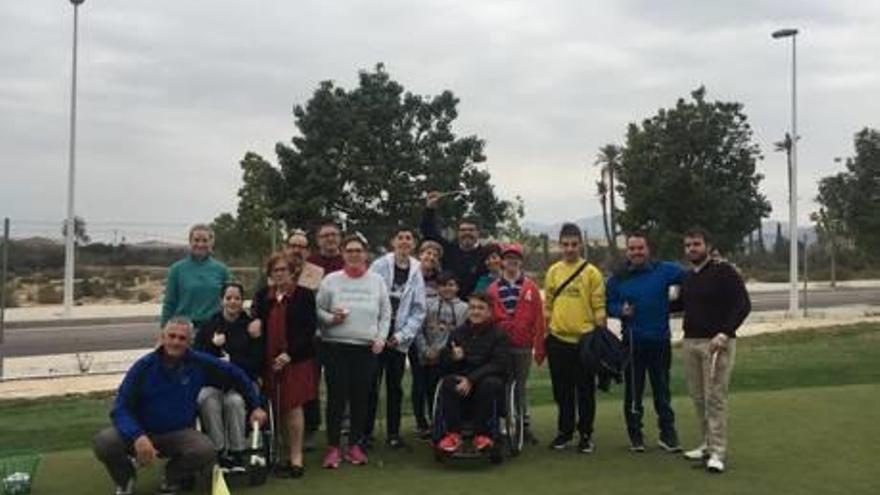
[161,224,231,331]
[251,252,318,478]
[316,234,391,469]
[194,282,264,471]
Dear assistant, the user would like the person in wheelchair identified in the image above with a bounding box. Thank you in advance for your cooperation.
[435,292,510,454]
[193,282,264,472]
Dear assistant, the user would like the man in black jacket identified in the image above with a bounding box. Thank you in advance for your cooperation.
[436,293,510,453]
[679,228,751,474]
[420,191,488,299]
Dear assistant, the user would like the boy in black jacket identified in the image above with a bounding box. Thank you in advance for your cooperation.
[436,292,510,453]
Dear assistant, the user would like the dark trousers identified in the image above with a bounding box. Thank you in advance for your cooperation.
[409,347,430,429]
[304,344,322,433]
[547,334,596,438]
[365,347,406,439]
[321,341,377,447]
[440,375,504,434]
[623,337,676,438]
[93,427,214,486]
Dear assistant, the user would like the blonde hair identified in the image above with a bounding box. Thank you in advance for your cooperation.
[189,223,214,241]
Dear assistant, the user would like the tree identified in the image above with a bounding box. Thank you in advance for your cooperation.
[212,152,284,263]
[272,63,510,244]
[594,144,621,249]
[616,87,771,256]
[61,216,90,246]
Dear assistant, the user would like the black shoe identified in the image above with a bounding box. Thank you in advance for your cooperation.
[157,476,194,495]
[628,431,645,453]
[227,451,246,473]
[274,463,305,479]
[578,435,595,454]
[387,436,408,450]
[549,434,570,450]
[658,431,682,453]
[416,427,432,440]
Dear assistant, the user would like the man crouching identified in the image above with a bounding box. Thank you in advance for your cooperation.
[93,316,267,495]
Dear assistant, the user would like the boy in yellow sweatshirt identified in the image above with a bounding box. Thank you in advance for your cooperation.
[544,222,606,453]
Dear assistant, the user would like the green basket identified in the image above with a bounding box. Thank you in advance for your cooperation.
[0,451,40,495]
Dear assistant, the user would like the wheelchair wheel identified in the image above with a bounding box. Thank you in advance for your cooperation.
[504,381,524,457]
[431,379,445,443]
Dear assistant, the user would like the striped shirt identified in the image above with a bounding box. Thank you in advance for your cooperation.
[498,276,524,315]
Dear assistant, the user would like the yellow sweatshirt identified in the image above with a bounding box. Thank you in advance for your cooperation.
[544,258,607,344]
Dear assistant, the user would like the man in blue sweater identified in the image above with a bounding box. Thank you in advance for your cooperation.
[93,317,267,495]
[606,232,686,453]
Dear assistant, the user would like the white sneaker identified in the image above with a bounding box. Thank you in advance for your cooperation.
[683,444,708,461]
[706,454,725,473]
[114,478,135,495]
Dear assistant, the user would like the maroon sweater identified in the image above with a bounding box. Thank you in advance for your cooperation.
[307,253,344,277]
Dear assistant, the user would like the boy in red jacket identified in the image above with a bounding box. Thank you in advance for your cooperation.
[487,242,546,444]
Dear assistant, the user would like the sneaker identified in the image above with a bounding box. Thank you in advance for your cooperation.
[706,454,725,473]
[345,444,369,465]
[577,435,595,454]
[473,434,494,451]
[683,444,709,461]
[157,476,194,495]
[628,430,645,452]
[417,427,433,440]
[658,431,682,453]
[386,436,408,450]
[227,451,247,473]
[549,434,570,450]
[114,477,135,495]
[438,432,463,453]
[322,447,342,469]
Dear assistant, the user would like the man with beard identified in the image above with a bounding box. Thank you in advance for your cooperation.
[420,191,488,299]
[679,228,750,474]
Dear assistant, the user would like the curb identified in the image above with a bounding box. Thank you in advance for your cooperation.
[5,315,158,330]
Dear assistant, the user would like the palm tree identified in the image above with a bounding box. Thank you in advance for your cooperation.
[595,144,622,248]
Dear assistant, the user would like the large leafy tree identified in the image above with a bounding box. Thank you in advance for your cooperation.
[616,87,771,256]
[273,64,509,243]
[815,127,880,259]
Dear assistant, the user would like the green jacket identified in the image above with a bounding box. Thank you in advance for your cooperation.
[160,255,231,327]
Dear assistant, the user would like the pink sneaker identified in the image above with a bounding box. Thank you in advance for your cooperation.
[322,446,342,469]
[345,444,369,465]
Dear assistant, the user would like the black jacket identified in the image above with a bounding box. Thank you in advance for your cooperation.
[578,326,627,392]
[420,208,489,299]
[194,311,264,385]
[680,260,751,339]
[251,286,318,364]
[440,321,510,384]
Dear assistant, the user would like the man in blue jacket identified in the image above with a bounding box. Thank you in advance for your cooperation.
[606,232,686,453]
[93,317,267,495]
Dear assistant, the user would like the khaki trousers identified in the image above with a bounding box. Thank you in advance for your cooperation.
[682,338,736,459]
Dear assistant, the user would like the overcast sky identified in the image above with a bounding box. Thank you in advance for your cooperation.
[2,0,879,242]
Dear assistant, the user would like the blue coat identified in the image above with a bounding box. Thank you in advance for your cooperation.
[606,261,686,342]
[111,348,261,441]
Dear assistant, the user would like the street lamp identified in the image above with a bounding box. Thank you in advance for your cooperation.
[772,27,800,317]
[63,0,86,317]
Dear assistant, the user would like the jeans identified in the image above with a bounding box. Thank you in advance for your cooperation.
[365,347,407,439]
[546,334,595,438]
[622,337,676,440]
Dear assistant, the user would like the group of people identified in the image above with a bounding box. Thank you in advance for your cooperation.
[92,191,750,495]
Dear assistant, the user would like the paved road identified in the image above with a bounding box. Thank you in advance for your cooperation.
[2,288,879,358]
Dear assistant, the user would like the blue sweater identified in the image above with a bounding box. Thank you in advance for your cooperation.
[111,348,261,441]
[606,261,686,342]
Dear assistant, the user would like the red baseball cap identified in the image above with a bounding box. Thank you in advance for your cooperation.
[501,242,524,259]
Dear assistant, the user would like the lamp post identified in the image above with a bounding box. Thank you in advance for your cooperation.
[63,0,86,317]
[772,27,800,317]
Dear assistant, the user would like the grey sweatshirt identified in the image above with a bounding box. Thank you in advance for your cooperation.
[415,297,468,360]
[316,271,392,346]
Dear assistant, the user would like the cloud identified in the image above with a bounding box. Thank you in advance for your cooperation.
[1,0,878,241]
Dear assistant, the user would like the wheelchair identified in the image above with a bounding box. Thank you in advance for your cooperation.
[195,395,276,487]
[430,374,524,464]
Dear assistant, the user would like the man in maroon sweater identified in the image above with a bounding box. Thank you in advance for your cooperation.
[679,228,750,474]
[308,219,345,275]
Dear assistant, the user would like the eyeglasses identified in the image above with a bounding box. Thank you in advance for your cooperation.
[288,243,308,249]
[319,232,340,238]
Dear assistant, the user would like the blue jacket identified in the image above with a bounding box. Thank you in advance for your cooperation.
[369,253,427,353]
[606,261,686,342]
[111,348,261,441]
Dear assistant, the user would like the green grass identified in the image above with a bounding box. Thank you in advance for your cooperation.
[1,323,878,494]
[1,323,878,454]
[27,384,880,495]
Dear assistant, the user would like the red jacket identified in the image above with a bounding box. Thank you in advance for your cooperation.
[487,276,546,363]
